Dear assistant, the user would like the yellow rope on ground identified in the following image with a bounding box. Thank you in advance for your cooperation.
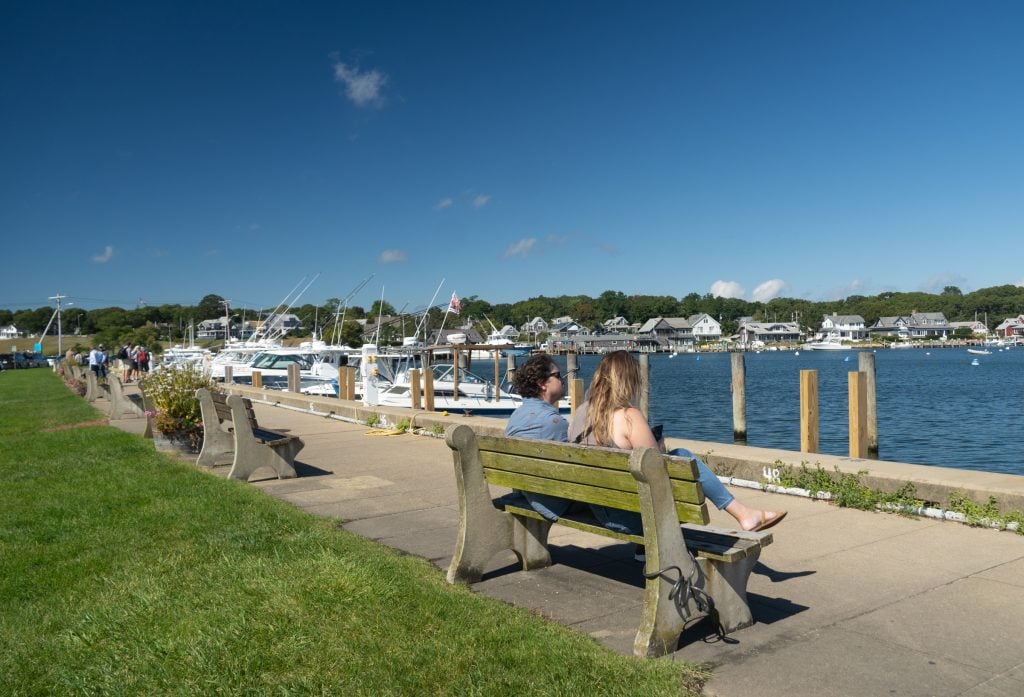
[364,428,407,436]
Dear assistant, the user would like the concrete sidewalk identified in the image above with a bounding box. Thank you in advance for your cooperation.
[110,394,1024,697]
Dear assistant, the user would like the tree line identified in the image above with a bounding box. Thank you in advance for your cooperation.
[4,285,1023,350]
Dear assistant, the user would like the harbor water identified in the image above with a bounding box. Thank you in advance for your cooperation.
[554,347,1024,476]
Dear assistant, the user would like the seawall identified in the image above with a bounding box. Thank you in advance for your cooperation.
[221,385,1024,516]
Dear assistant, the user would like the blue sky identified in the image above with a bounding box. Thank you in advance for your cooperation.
[2,1,1023,314]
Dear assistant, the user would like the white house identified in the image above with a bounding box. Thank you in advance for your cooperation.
[0,325,20,339]
[820,313,867,341]
[197,318,234,340]
[637,314,722,347]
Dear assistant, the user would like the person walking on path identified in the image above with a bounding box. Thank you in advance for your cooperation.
[118,344,131,382]
[88,344,107,380]
[571,350,786,533]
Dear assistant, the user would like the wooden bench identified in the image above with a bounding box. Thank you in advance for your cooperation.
[195,388,304,481]
[445,424,772,658]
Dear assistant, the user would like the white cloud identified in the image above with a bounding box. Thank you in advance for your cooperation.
[919,273,968,294]
[91,245,114,263]
[1016,278,1024,287]
[503,238,537,259]
[378,249,407,263]
[332,61,388,107]
[473,194,491,209]
[710,280,744,299]
[434,197,453,210]
[822,279,866,301]
[752,279,788,302]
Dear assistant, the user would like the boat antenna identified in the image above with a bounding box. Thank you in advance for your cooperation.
[267,273,320,342]
[331,273,374,344]
[414,278,446,344]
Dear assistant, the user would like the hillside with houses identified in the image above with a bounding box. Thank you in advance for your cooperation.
[3,285,1023,353]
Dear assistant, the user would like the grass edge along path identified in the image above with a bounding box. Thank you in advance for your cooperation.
[0,370,706,696]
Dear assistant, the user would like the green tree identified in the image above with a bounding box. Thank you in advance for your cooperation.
[196,294,226,320]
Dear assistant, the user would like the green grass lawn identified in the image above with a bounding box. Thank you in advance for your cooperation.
[0,370,706,696]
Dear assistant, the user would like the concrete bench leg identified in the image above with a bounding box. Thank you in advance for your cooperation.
[511,514,553,570]
[108,376,144,419]
[85,371,98,402]
[195,388,233,468]
[227,438,301,481]
[699,552,761,634]
[225,395,303,481]
[446,425,516,584]
[632,446,698,658]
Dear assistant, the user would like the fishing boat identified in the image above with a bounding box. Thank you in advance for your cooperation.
[804,335,848,351]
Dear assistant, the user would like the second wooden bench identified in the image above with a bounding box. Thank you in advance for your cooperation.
[196,388,304,481]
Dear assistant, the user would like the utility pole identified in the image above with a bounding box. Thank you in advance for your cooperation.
[220,299,231,344]
[48,293,67,355]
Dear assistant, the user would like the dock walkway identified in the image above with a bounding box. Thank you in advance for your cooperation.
[108,389,1024,697]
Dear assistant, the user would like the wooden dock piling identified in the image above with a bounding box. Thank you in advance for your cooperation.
[848,371,868,458]
[639,352,650,419]
[409,368,421,409]
[731,353,747,443]
[800,369,819,453]
[858,352,878,456]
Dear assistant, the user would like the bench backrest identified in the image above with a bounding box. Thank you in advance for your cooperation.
[466,430,710,525]
[197,388,259,431]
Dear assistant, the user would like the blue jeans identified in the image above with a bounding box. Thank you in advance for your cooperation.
[668,447,734,510]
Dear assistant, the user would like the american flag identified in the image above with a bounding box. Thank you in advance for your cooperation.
[448,292,461,315]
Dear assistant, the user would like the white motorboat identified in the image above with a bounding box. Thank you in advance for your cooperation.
[158,345,213,369]
[804,336,848,351]
[966,348,992,356]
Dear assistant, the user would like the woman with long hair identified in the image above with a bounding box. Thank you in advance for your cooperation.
[570,350,786,532]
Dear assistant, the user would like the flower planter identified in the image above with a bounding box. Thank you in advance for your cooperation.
[151,425,201,457]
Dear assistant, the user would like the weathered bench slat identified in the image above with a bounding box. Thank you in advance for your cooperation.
[485,468,708,525]
[482,450,707,506]
[480,449,674,492]
[477,433,701,480]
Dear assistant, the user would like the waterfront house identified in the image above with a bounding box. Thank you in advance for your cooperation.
[549,319,588,339]
[869,312,950,339]
[602,316,631,332]
[0,325,20,339]
[197,318,235,340]
[994,315,1024,338]
[520,317,549,335]
[819,313,867,341]
[948,320,988,337]
[737,319,801,346]
[638,314,722,349]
